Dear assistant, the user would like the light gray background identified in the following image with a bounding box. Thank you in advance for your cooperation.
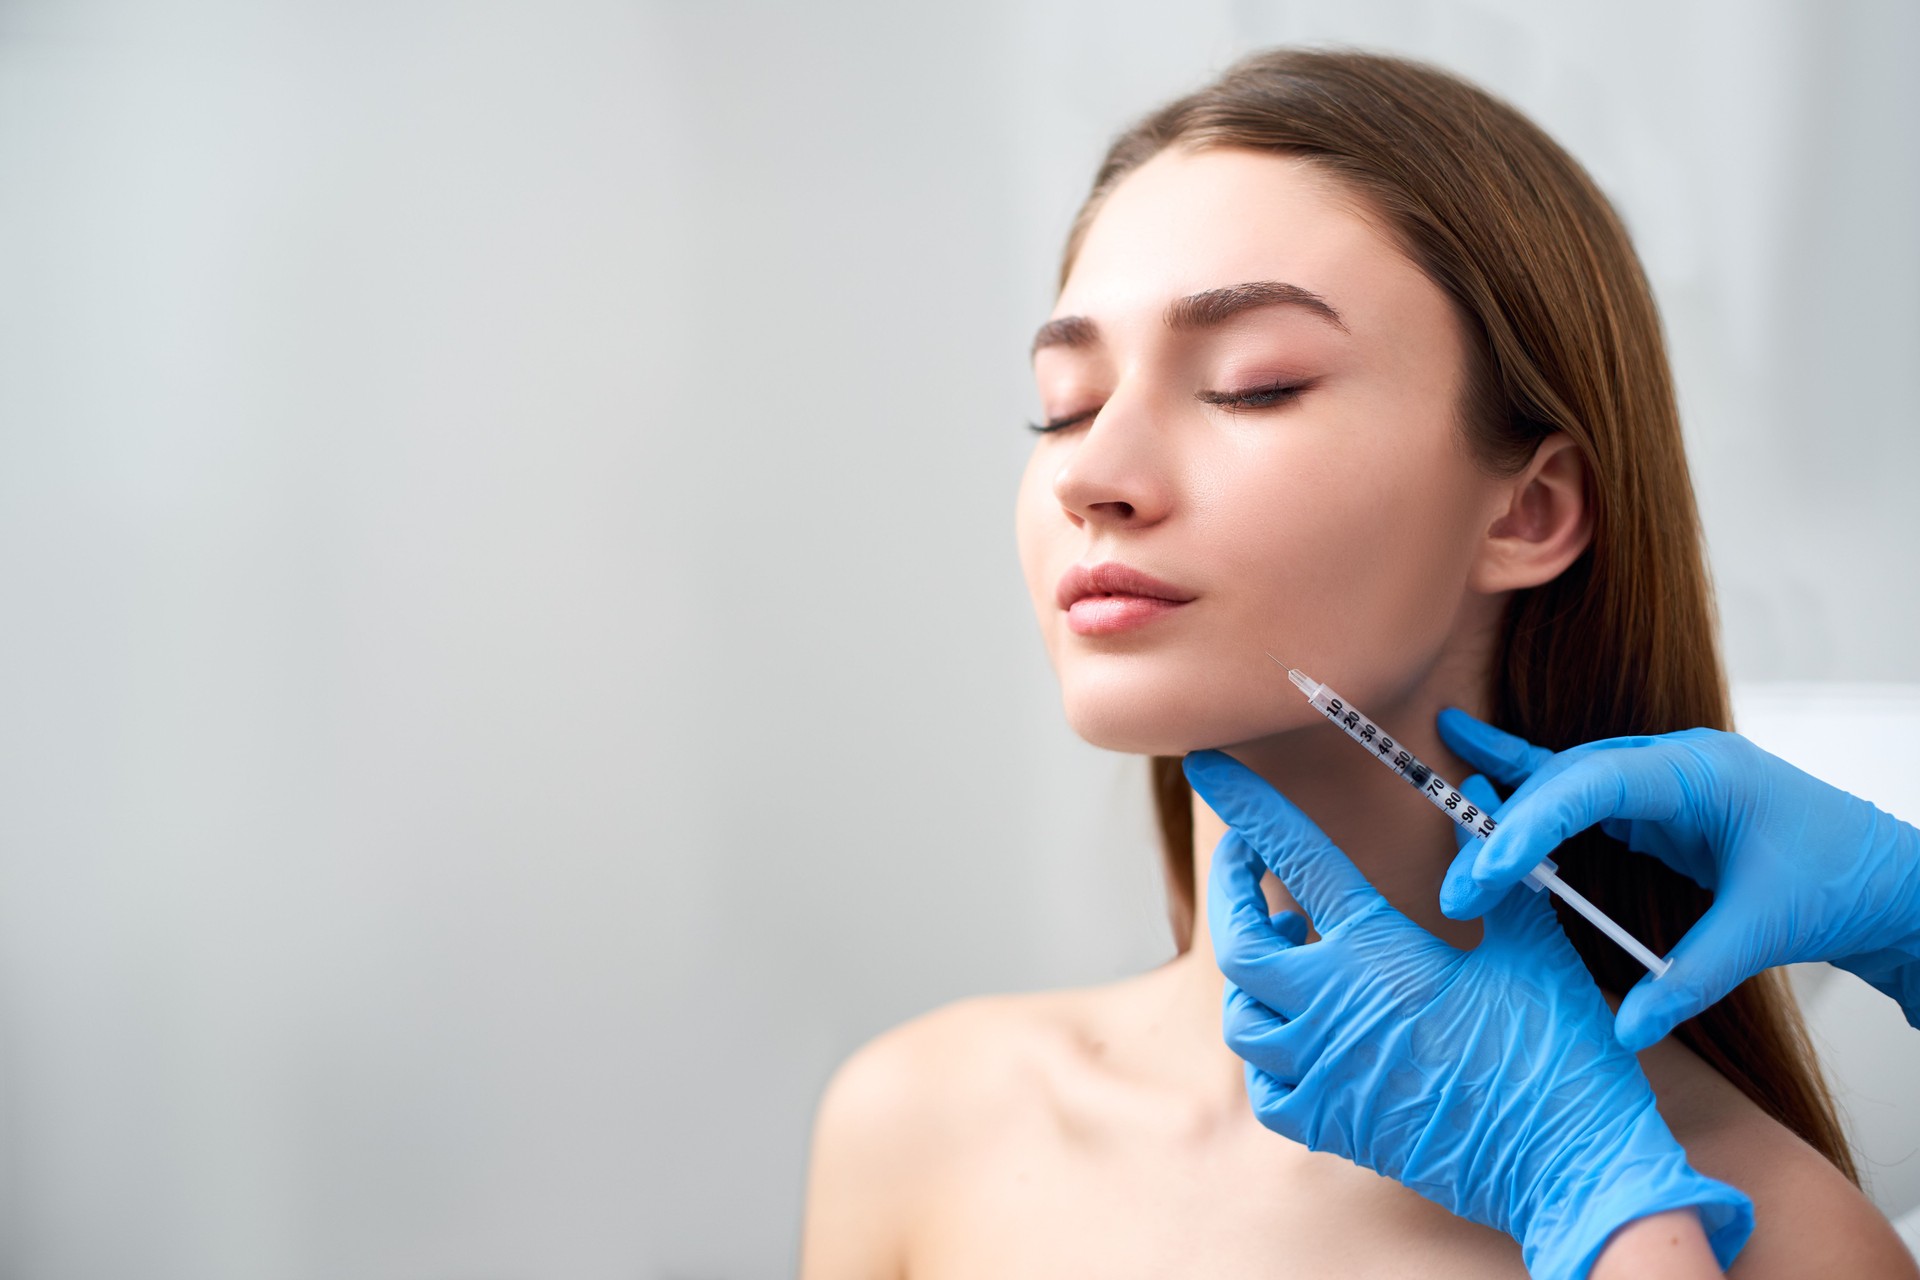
[1,1,1915,1276]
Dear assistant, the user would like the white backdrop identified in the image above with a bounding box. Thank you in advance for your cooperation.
[1,1,1915,1276]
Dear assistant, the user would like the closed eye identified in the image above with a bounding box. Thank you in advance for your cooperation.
[1197,380,1312,411]
[1025,407,1099,435]
[1025,380,1311,434]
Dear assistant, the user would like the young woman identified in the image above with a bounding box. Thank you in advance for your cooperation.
[798,48,1914,1278]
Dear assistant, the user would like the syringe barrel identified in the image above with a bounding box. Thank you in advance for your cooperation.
[1291,667,1669,979]
[1302,681,1499,842]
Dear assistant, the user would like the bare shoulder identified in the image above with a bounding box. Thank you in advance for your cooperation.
[814,990,1071,1152]
[1637,1035,1918,1278]
[797,989,1083,1280]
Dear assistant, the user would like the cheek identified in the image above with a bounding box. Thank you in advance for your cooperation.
[1210,435,1489,689]
[1009,412,1495,756]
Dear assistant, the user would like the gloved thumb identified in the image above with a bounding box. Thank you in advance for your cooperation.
[1614,900,1753,1052]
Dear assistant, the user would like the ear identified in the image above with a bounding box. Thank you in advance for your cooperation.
[1468,434,1593,593]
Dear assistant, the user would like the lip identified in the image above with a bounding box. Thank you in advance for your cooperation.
[1056,561,1197,636]
[1055,561,1198,610]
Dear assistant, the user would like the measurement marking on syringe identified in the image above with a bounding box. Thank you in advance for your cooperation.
[1270,655,1671,979]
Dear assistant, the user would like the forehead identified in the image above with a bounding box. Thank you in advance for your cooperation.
[1057,146,1436,337]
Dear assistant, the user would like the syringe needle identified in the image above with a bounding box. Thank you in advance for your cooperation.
[1264,652,1320,697]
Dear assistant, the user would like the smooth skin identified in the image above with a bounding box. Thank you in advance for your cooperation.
[796,144,1914,1279]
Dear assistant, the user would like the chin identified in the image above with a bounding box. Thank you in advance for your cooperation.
[1063,708,1195,756]
[1058,672,1298,757]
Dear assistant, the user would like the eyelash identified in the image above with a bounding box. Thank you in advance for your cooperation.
[1026,381,1309,434]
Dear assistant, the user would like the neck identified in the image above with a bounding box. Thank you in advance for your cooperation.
[1198,695,1489,950]
[1157,673,1494,1110]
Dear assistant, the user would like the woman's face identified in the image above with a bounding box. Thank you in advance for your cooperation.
[1015,146,1511,756]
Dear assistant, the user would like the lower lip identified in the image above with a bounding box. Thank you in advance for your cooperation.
[1065,595,1191,636]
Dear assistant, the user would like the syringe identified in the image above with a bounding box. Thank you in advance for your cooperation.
[1278,658,1670,979]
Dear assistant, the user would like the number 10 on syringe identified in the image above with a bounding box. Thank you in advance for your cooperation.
[1276,657,1672,979]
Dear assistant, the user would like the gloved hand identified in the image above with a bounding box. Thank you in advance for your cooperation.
[1185,749,1753,1280]
[1434,710,1920,1048]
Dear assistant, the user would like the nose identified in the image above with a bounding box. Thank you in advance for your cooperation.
[1048,390,1174,530]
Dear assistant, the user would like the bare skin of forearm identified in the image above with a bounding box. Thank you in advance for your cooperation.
[1589,1209,1722,1280]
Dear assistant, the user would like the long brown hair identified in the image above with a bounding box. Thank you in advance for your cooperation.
[1064,48,1856,1182]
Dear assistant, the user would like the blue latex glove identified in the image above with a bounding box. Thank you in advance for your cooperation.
[1435,711,1920,1049]
[1185,749,1753,1280]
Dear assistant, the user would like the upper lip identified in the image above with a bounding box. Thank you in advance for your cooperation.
[1055,561,1198,609]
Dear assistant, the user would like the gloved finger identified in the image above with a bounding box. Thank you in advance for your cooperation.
[1222,980,1317,1086]
[1606,812,1719,891]
[1613,899,1763,1052]
[1447,743,1691,917]
[1448,774,1503,854]
[1207,830,1320,1015]
[1439,773,1506,918]
[1264,1063,1341,1153]
[1598,814,1638,846]
[1186,750,1379,929]
[1435,708,1554,788]
[1243,1060,1303,1140]
[1271,909,1310,946]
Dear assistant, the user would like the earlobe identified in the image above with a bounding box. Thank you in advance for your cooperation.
[1471,435,1594,593]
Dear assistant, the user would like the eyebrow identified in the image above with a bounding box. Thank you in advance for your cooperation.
[1029,279,1348,358]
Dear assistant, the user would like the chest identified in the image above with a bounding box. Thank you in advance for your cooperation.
[903,1117,1529,1280]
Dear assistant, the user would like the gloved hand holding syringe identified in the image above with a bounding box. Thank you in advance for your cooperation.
[1274,655,1671,979]
[1194,655,1920,1278]
[1185,668,1755,1279]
